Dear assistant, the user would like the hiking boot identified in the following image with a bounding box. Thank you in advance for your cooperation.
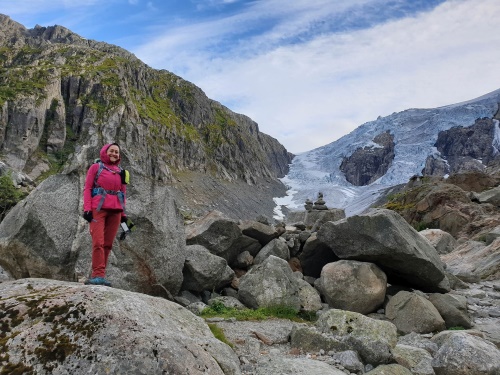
[84,277,112,287]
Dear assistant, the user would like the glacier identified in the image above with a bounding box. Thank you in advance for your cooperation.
[274,89,500,219]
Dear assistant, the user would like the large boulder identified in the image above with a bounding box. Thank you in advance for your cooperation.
[392,344,434,375]
[428,293,473,329]
[304,208,346,229]
[317,208,450,292]
[0,174,186,295]
[316,309,398,365]
[290,324,347,353]
[385,291,446,334]
[431,331,500,375]
[0,174,80,281]
[419,229,457,254]
[296,277,323,313]
[330,351,364,374]
[472,185,500,206]
[238,220,278,246]
[397,332,438,356]
[442,238,500,281]
[228,235,262,259]
[238,256,300,311]
[365,364,413,374]
[253,238,290,265]
[181,244,234,293]
[0,278,240,375]
[255,357,346,375]
[185,210,242,264]
[315,260,387,314]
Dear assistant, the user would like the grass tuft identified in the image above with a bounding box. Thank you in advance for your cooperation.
[201,301,316,322]
[207,323,234,348]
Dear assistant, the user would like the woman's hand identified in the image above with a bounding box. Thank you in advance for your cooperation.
[83,211,93,223]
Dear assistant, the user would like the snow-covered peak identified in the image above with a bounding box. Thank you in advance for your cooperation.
[275,89,500,218]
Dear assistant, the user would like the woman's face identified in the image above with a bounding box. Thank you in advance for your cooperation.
[107,145,120,163]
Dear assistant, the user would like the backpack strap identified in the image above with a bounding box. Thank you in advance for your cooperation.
[93,161,105,189]
[93,161,123,188]
[91,161,126,213]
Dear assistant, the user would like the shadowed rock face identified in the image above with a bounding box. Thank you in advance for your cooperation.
[423,118,500,176]
[340,131,395,186]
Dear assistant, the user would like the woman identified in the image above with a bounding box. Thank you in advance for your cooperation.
[82,143,127,286]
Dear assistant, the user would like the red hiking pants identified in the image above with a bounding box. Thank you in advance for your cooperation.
[89,209,121,278]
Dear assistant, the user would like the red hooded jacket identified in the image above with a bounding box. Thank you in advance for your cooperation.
[83,144,126,214]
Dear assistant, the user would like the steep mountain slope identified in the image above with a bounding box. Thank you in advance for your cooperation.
[278,89,500,216]
[0,14,292,220]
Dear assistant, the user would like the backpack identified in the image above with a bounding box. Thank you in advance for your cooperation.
[93,159,130,186]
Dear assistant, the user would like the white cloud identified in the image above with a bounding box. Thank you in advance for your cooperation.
[136,0,500,153]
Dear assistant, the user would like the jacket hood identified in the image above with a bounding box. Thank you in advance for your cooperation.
[99,143,121,165]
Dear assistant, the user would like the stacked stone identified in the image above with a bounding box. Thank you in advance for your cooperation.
[304,199,313,211]
[313,192,328,210]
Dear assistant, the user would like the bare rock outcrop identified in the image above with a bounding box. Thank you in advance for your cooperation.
[419,228,457,254]
[0,278,241,375]
[0,173,186,296]
[423,118,500,176]
[441,238,500,281]
[340,131,395,186]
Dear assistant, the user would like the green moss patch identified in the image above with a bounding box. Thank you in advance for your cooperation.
[0,288,105,372]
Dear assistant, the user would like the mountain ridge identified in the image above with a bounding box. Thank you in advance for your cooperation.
[0,14,292,220]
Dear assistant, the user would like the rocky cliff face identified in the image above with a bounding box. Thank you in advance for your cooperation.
[339,131,395,186]
[0,14,292,219]
[423,117,500,176]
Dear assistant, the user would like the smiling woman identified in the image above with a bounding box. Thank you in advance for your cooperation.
[82,143,129,287]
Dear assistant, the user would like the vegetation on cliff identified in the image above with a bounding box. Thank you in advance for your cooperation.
[0,14,293,189]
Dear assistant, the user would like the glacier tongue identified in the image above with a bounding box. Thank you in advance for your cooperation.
[275,89,500,218]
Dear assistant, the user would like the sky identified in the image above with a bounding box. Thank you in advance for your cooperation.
[2,0,500,154]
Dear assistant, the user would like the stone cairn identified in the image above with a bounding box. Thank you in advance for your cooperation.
[304,198,313,211]
[305,192,328,211]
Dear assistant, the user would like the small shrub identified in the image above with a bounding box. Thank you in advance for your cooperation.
[201,303,315,322]
[448,326,465,330]
[414,221,430,231]
[0,174,25,220]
